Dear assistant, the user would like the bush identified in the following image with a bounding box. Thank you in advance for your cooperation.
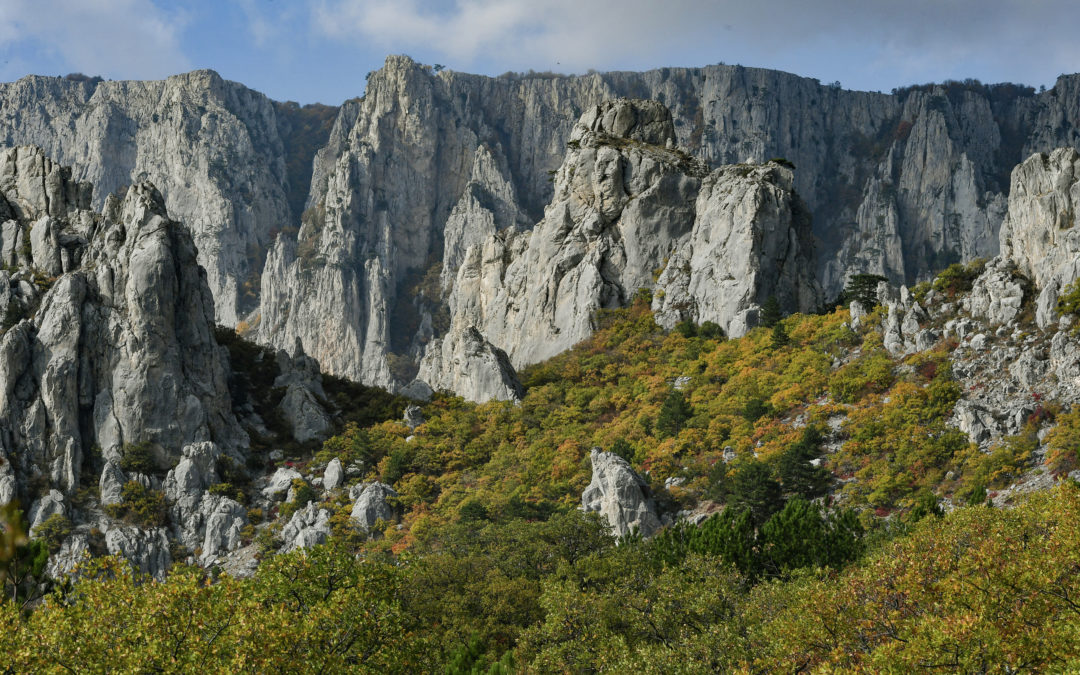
[105,482,168,527]
[35,513,73,553]
[932,259,986,298]
[118,442,157,475]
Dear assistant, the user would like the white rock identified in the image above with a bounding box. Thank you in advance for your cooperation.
[581,448,661,538]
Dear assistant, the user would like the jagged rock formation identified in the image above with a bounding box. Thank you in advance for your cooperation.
[263,57,1079,394]
[279,502,331,553]
[967,148,1080,329]
[416,326,524,403]
[582,448,661,538]
[273,340,333,443]
[652,161,819,335]
[6,58,1080,398]
[415,100,816,399]
[0,147,244,502]
[0,71,329,325]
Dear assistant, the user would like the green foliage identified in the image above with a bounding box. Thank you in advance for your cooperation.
[1058,279,1080,319]
[698,321,724,339]
[34,513,72,554]
[118,441,157,475]
[655,389,693,438]
[777,428,830,500]
[932,258,986,297]
[674,319,697,338]
[279,479,318,520]
[105,482,168,527]
[728,461,784,528]
[843,273,888,308]
[759,295,782,327]
[2,300,26,331]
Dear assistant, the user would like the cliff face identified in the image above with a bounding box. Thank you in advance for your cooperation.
[968,147,1080,328]
[5,59,1080,395]
[258,57,1080,391]
[0,71,330,326]
[0,146,245,501]
[415,100,817,401]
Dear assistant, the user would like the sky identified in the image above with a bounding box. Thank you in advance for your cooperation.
[1,0,1078,105]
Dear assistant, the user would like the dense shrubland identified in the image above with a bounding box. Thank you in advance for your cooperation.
[4,285,1080,670]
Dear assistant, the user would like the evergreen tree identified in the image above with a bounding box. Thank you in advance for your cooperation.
[778,429,830,500]
[729,461,784,527]
[656,390,693,438]
[759,295,782,328]
[843,273,888,309]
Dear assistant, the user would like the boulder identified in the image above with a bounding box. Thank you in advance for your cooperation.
[350,482,398,531]
[581,448,661,538]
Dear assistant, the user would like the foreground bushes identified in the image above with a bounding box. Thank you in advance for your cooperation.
[3,484,1080,671]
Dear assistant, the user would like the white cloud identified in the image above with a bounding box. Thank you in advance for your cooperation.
[311,0,1080,88]
[0,0,189,80]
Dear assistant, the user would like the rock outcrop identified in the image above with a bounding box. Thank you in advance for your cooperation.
[581,448,661,538]
[967,148,1080,328]
[0,71,317,326]
[416,326,524,403]
[0,147,244,499]
[416,99,817,398]
[350,481,398,531]
[652,161,819,336]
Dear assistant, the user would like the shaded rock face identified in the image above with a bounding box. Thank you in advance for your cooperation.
[0,146,244,497]
[582,448,661,538]
[0,71,319,326]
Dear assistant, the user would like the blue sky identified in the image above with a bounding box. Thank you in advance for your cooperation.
[1,0,1078,105]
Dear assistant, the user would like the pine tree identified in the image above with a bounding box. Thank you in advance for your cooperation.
[759,295,782,328]
[656,390,693,438]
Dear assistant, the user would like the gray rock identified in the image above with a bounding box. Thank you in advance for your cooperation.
[99,461,127,507]
[46,532,89,579]
[105,526,171,580]
[279,502,331,553]
[581,448,661,538]
[322,458,344,492]
[0,71,298,325]
[273,342,333,443]
[403,405,424,430]
[416,326,524,403]
[262,467,302,501]
[28,489,65,533]
[0,149,245,497]
[965,258,1025,325]
[198,495,247,563]
[350,482,398,531]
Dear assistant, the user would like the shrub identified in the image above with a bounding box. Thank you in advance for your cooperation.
[105,482,168,527]
[35,513,73,553]
[118,442,157,475]
[932,259,986,297]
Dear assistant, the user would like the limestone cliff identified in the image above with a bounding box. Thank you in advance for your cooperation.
[0,71,326,325]
[967,148,1080,327]
[0,146,244,499]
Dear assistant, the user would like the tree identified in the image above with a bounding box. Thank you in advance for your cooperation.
[656,390,693,438]
[843,273,888,309]
[759,296,782,328]
[778,429,830,500]
[728,461,783,527]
